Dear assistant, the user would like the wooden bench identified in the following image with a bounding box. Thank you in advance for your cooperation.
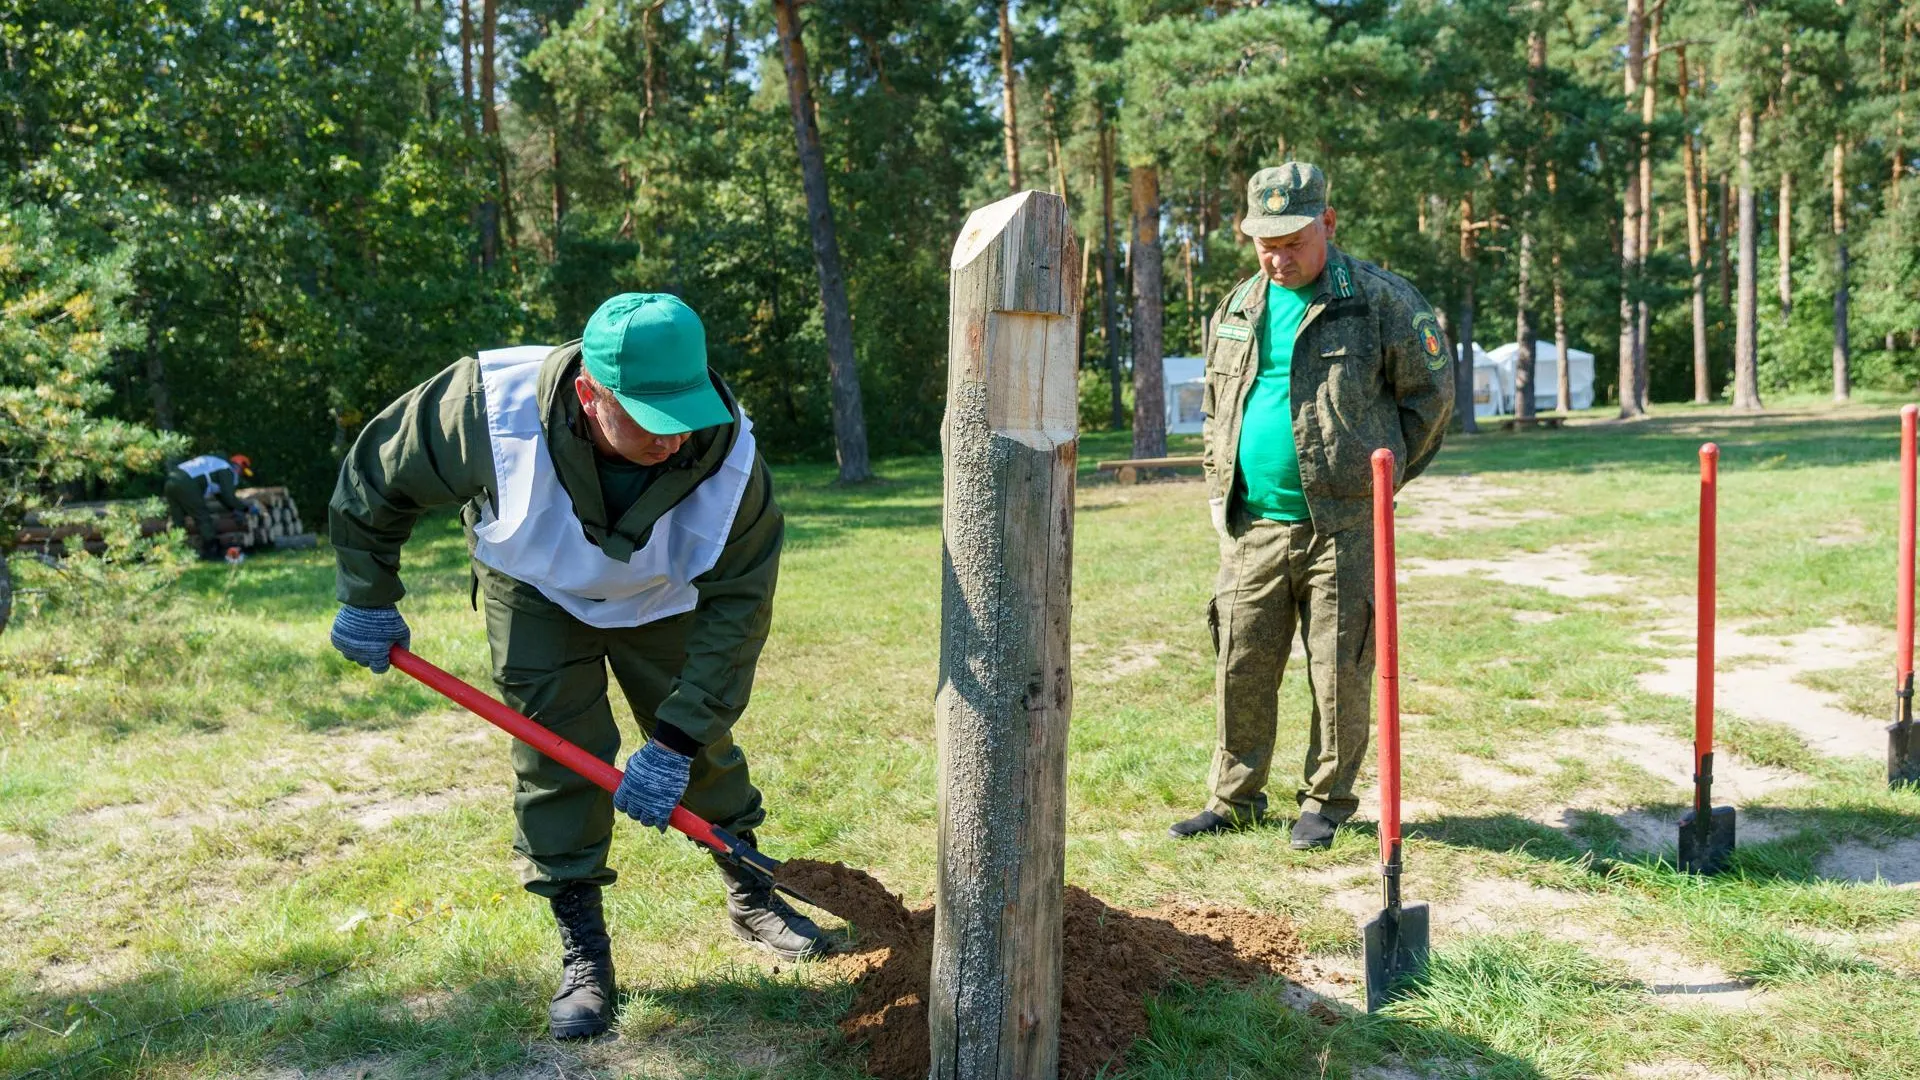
[1498,416,1567,431]
[1096,455,1205,484]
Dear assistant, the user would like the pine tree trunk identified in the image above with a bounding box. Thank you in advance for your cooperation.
[1635,7,1660,411]
[1515,234,1535,422]
[1458,276,1479,433]
[1617,0,1646,418]
[1183,236,1197,352]
[1618,196,1640,417]
[1552,251,1572,412]
[414,0,436,119]
[1718,171,1733,315]
[1832,137,1850,401]
[479,0,501,268]
[1099,119,1121,430]
[1044,90,1065,201]
[1734,107,1764,411]
[551,127,566,241]
[1130,164,1166,460]
[998,0,1019,191]
[1515,11,1544,422]
[773,0,872,481]
[1680,48,1710,403]
[1895,20,1910,207]
[144,307,174,431]
[460,0,475,134]
[1458,190,1480,434]
[0,556,11,638]
[1777,170,1792,323]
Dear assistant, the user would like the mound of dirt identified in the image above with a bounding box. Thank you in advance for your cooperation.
[777,858,1305,1080]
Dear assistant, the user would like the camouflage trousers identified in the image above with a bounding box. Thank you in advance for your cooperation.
[1206,514,1375,824]
[478,562,764,899]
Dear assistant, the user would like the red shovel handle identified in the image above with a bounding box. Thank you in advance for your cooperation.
[1371,449,1401,863]
[1695,444,1718,776]
[1899,407,1916,687]
[386,646,728,854]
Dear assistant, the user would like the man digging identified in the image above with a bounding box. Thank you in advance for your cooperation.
[1169,163,1455,850]
[325,293,825,1040]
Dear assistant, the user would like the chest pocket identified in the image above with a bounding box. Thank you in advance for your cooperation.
[1203,319,1256,419]
[1208,322,1255,375]
[1300,308,1380,399]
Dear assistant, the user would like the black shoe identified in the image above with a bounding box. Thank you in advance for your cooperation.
[713,830,829,962]
[547,882,615,1039]
[1290,811,1338,851]
[1168,808,1263,839]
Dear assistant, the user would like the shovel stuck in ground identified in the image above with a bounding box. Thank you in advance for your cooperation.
[1889,406,1920,788]
[386,645,826,913]
[1363,448,1428,1014]
[1678,443,1736,874]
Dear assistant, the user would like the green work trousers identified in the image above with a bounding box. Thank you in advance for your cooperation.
[162,472,217,544]
[1207,513,1375,825]
[478,564,764,899]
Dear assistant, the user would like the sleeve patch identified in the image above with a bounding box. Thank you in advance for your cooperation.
[1216,323,1251,342]
[1412,311,1446,370]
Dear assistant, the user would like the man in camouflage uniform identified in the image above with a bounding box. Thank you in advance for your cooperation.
[326,293,824,1041]
[1169,163,1454,850]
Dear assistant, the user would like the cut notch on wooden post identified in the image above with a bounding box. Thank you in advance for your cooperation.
[930,190,1079,1080]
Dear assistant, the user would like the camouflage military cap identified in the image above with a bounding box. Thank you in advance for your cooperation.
[1241,162,1328,238]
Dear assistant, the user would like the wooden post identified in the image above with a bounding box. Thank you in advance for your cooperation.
[931,190,1079,1080]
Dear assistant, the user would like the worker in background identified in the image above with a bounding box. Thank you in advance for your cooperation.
[163,453,258,559]
[1169,162,1455,851]
[326,293,821,1043]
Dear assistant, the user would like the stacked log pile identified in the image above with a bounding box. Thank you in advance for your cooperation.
[14,487,311,557]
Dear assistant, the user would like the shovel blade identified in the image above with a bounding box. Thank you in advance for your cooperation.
[1891,721,1920,788]
[1677,805,1736,875]
[1362,901,1430,1013]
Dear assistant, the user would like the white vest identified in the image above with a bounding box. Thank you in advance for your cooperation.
[468,346,757,629]
[178,454,236,495]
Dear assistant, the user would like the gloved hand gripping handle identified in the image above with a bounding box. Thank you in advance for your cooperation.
[385,646,745,864]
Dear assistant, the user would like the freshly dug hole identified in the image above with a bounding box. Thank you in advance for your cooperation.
[778,859,1306,1080]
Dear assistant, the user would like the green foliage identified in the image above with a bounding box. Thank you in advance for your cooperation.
[0,207,184,543]
[25,500,195,626]
[2,0,1917,506]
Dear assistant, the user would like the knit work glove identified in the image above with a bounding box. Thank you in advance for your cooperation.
[613,740,692,831]
[330,605,411,674]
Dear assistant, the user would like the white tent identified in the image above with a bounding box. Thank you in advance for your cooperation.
[1164,355,1207,434]
[1468,343,1507,419]
[1484,340,1596,412]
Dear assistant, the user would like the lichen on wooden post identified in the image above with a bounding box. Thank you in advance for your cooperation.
[930,190,1080,1080]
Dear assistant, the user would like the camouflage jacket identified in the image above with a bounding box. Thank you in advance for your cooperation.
[1201,247,1455,535]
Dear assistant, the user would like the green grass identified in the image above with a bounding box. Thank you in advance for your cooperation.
[5,396,1920,1078]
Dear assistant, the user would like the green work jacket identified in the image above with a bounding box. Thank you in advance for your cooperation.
[1201,247,1455,536]
[328,342,783,746]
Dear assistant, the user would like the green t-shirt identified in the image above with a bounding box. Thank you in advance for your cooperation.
[596,455,662,524]
[1233,281,1315,522]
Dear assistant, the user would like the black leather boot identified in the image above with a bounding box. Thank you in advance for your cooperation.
[712,830,829,962]
[547,882,615,1039]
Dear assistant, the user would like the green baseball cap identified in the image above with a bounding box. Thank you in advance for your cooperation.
[580,293,730,436]
[1240,162,1328,238]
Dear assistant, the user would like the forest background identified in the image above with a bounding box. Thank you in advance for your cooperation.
[4,0,1919,513]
